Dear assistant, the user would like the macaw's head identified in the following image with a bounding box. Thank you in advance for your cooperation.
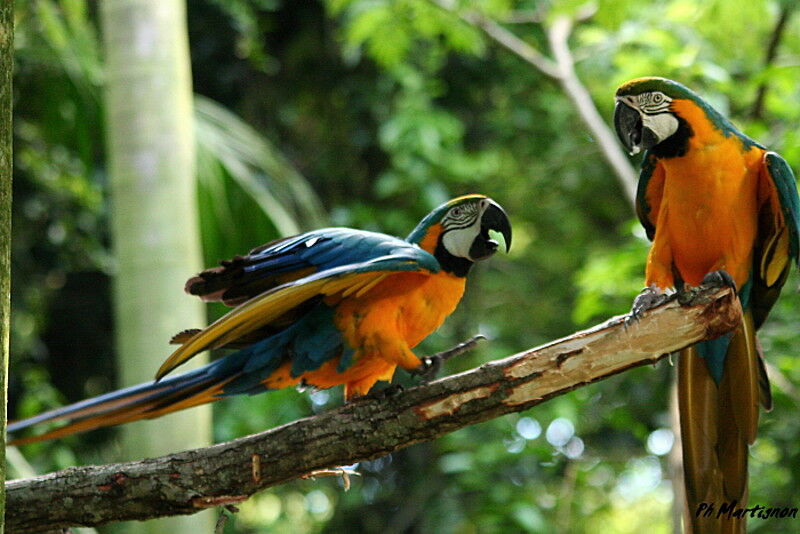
[407,194,512,277]
[614,77,713,157]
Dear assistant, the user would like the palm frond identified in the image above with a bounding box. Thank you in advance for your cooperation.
[194,95,326,238]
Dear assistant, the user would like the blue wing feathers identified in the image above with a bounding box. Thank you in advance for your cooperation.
[244,254,308,275]
[248,229,425,279]
[217,305,346,396]
[186,227,435,305]
[304,240,345,265]
[10,232,440,439]
[699,153,800,384]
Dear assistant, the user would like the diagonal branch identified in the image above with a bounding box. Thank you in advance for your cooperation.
[5,284,741,533]
[546,16,638,205]
[428,1,638,207]
[429,0,560,77]
[750,3,796,120]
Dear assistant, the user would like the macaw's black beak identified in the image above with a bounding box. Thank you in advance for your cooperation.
[614,100,664,155]
[470,199,512,261]
[614,100,644,155]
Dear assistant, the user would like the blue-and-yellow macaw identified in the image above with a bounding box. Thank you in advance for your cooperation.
[614,77,800,533]
[9,194,511,445]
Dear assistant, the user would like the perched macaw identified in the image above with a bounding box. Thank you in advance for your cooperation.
[614,77,800,533]
[9,194,511,445]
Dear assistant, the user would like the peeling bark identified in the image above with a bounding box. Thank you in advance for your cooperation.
[6,285,741,533]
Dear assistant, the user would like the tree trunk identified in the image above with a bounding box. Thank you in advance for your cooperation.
[0,1,12,532]
[100,1,212,532]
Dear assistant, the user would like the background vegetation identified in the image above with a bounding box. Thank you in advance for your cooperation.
[7,1,800,532]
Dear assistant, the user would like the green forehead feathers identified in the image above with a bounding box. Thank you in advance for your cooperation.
[616,77,697,100]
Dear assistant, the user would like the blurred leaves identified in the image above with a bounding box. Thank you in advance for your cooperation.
[328,0,485,68]
[572,228,648,324]
[374,65,502,201]
[195,95,326,265]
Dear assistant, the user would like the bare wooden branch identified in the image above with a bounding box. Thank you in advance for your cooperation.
[546,16,638,205]
[5,285,741,533]
[429,0,560,77]
[750,3,796,119]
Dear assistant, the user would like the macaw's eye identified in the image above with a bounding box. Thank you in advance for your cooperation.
[653,93,664,103]
[450,207,464,217]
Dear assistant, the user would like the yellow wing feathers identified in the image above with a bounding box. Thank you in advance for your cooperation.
[156,271,392,380]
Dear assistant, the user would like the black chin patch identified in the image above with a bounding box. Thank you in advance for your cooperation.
[434,239,473,277]
[641,127,659,151]
[649,115,693,159]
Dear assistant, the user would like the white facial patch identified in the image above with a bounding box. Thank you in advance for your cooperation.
[641,112,679,144]
[636,91,678,145]
[441,201,483,260]
[442,220,481,259]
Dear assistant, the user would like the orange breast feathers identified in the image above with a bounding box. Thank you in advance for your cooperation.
[645,101,766,289]
[263,270,467,400]
[334,270,467,366]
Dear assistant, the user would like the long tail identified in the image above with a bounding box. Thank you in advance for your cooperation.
[8,357,246,446]
[679,311,768,534]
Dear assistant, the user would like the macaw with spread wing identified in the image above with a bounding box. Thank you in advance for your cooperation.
[9,194,511,445]
[614,77,800,534]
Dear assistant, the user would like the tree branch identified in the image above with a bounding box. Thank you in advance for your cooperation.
[750,3,795,120]
[429,0,560,78]
[6,285,741,533]
[546,16,638,205]
[427,1,638,208]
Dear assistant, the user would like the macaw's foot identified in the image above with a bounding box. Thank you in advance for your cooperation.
[702,269,737,291]
[626,285,674,325]
[411,334,487,383]
[677,270,738,306]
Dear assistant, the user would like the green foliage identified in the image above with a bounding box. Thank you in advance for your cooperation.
[9,0,800,533]
[195,95,326,266]
[328,0,484,67]
[572,226,649,324]
[374,65,502,201]
[206,0,280,72]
